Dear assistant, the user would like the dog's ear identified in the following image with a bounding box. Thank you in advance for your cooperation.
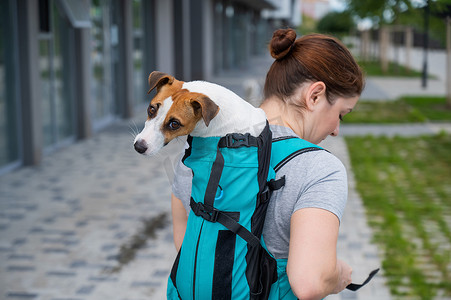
[148,71,175,94]
[191,96,219,127]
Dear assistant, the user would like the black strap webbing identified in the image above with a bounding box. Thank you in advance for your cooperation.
[212,230,236,299]
[268,176,285,191]
[190,198,261,248]
[346,268,380,291]
[216,211,260,248]
[203,146,224,210]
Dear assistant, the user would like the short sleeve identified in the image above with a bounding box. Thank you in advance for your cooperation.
[172,152,193,215]
[292,151,348,222]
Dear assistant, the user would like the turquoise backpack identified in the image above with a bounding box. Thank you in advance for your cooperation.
[167,123,378,299]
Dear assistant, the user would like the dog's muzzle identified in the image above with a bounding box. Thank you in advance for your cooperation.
[134,139,148,154]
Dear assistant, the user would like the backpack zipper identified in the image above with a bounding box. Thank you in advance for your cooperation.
[272,136,298,143]
[193,220,204,300]
[274,147,324,172]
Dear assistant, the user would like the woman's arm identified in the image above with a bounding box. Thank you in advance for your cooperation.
[287,207,352,300]
[171,193,188,251]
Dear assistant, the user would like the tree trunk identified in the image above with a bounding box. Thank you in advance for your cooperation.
[446,17,451,109]
[405,26,413,74]
[360,30,370,61]
[379,26,389,73]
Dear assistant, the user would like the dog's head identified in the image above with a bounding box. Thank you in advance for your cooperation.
[134,71,220,156]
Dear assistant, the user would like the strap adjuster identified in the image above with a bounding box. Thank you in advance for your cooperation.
[222,133,251,148]
[259,186,271,204]
[191,199,219,222]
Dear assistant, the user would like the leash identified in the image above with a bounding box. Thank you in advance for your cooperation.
[346,268,380,291]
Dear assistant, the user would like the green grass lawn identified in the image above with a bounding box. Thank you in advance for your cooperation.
[346,133,451,299]
[358,60,425,77]
[344,96,451,123]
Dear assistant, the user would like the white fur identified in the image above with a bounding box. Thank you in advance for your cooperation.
[182,81,267,137]
[134,97,173,155]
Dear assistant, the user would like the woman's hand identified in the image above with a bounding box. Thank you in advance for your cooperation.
[332,259,353,294]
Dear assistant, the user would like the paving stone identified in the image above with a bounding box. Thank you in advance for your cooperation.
[46,271,77,277]
[7,266,36,272]
[8,254,34,261]
[75,285,95,295]
[6,292,38,299]
[130,281,160,288]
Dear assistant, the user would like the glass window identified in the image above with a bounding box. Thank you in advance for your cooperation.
[0,0,20,169]
[133,0,145,106]
[40,38,55,147]
[40,1,75,149]
[53,4,75,142]
[59,0,91,28]
[90,0,116,127]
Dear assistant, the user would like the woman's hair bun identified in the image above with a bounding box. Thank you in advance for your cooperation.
[269,28,297,60]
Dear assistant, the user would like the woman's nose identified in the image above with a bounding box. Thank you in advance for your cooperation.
[330,124,340,137]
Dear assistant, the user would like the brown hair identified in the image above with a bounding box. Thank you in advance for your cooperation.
[264,28,364,106]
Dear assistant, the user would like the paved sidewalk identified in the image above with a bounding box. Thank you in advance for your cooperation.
[319,137,391,300]
[341,122,451,137]
[1,53,448,300]
[0,120,183,299]
[360,76,446,101]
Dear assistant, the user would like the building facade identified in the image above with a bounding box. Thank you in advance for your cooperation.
[263,0,302,28]
[0,0,279,174]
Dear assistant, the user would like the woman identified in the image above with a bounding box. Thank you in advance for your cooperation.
[171,28,364,299]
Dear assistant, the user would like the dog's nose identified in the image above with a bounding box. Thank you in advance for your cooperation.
[134,140,148,154]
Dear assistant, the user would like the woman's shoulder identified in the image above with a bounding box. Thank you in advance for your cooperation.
[270,125,346,175]
[278,147,346,185]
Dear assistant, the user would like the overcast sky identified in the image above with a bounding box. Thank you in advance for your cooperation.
[329,0,346,12]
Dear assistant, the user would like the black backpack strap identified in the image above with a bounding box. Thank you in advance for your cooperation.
[190,198,261,248]
[181,135,193,163]
[346,268,380,291]
[267,176,285,191]
[203,143,225,210]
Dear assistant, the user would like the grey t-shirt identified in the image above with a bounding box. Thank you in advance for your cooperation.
[172,125,348,259]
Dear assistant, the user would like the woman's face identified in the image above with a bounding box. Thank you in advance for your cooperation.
[307,95,359,144]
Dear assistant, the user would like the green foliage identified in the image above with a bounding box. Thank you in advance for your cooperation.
[395,2,450,48]
[345,0,414,24]
[298,14,318,35]
[358,60,425,77]
[316,11,355,37]
[346,134,451,298]
[345,0,450,47]
[344,96,451,123]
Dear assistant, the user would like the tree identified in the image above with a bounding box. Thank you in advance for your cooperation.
[316,11,355,37]
[345,0,415,25]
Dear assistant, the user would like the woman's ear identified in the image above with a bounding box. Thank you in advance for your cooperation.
[305,81,326,110]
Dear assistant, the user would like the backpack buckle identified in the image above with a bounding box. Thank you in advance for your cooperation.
[191,200,219,223]
[224,133,250,148]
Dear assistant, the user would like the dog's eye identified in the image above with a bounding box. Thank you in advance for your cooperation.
[168,120,181,130]
[147,105,157,118]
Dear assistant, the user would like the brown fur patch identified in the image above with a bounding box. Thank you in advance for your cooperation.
[146,76,219,145]
[147,79,184,121]
[161,90,205,144]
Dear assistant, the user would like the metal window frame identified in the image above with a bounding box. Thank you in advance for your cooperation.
[58,0,91,28]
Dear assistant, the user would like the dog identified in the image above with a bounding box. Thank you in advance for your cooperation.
[133,71,267,156]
